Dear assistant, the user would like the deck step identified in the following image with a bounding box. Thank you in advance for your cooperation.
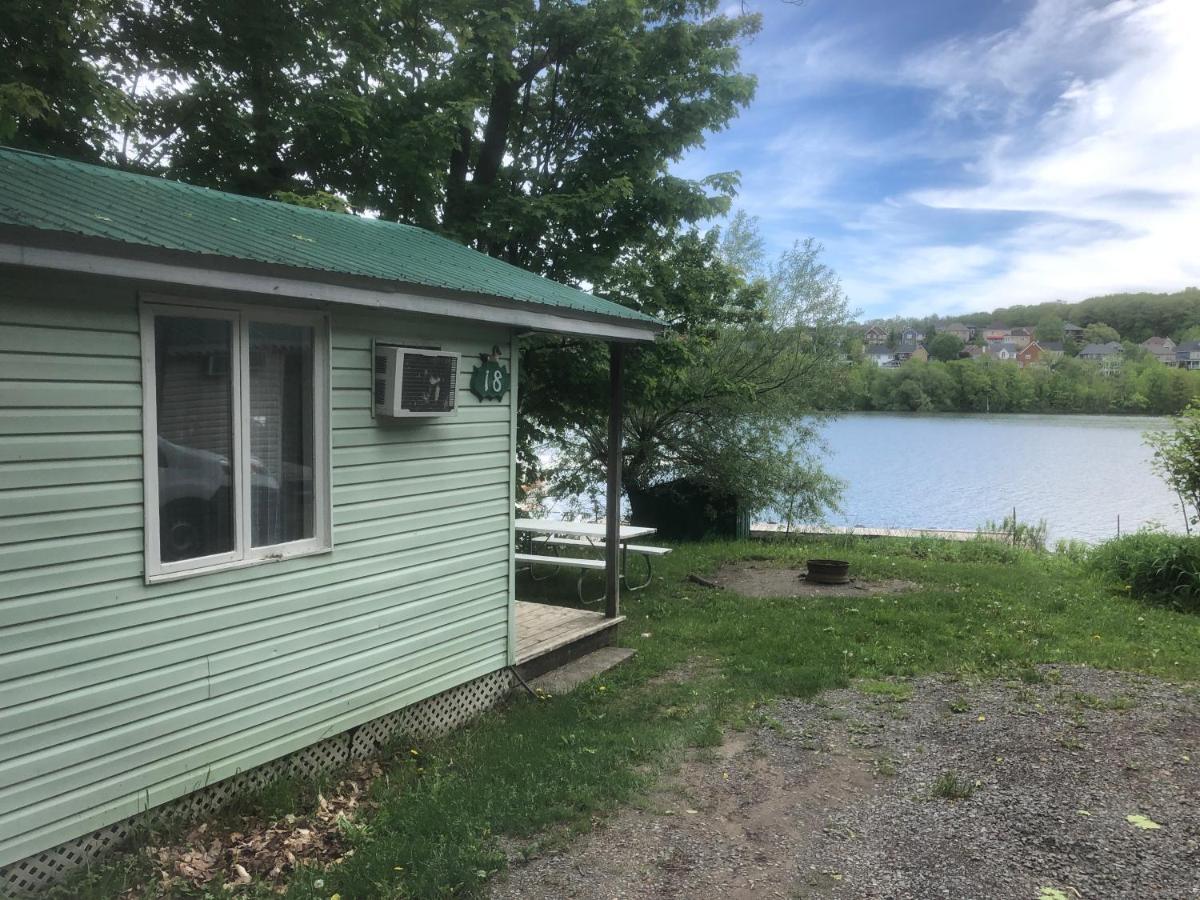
[529,647,637,695]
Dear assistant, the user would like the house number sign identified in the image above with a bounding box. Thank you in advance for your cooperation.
[470,347,511,401]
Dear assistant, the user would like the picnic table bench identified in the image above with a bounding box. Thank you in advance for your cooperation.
[515,518,671,602]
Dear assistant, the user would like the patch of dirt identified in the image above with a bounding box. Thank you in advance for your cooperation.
[491,728,873,900]
[713,562,916,599]
[646,656,720,687]
[488,667,1200,899]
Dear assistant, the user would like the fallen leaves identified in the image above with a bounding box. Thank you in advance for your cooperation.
[1126,813,1162,830]
[224,862,252,889]
[148,761,385,893]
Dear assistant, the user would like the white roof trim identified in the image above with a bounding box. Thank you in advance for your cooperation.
[0,241,661,342]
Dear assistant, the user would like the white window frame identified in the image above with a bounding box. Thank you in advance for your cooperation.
[140,296,332,582]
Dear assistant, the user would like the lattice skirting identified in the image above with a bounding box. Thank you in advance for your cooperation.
[1,668,514,897]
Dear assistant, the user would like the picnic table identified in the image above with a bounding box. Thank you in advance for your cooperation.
[514,518,669,602]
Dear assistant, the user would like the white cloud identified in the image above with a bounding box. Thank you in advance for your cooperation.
[846,0,1200,315]
[680,0,1200,316]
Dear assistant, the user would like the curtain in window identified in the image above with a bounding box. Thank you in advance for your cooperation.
[154,316,235,562]
[249,322,315,546]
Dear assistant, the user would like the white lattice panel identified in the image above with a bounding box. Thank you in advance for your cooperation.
[350,668,513,758]
[1,670,512,896]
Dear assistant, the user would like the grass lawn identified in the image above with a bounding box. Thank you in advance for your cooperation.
[57,536,1200,899]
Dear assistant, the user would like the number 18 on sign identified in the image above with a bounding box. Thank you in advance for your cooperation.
[470,350,511,401]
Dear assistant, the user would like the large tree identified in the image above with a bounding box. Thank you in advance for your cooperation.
[6,1,815,511]
[926,332,964,362]
[112,0,759,285]
[0,0,136,157]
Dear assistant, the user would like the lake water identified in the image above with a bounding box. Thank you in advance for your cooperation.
[806,413,1182,544]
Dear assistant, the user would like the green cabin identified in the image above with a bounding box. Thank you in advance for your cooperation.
[0,147,661,888]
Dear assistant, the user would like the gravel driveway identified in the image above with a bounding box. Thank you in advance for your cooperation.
[489,666,1199,899]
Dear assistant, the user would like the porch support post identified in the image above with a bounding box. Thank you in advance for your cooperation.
[605,341,624,619]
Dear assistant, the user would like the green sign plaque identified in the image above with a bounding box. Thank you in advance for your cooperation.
[470,350,511,401]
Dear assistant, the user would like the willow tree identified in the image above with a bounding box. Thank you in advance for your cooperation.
[1148,404,1200,534]
[539,213,851,522]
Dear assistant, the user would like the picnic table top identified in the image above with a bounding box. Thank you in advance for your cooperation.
[515,518,657,540]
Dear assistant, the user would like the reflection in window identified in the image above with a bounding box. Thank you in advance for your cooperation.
[250,322,315,546]
[154,316,235,562]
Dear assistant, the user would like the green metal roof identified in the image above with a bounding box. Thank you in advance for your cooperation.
[0,147,660,330]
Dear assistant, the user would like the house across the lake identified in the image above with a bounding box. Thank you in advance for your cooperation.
[1015,341,1043,368]
[0,147,663,890]
[1008,327,1033,348]
[1175,340,1200,370]
[986,341,1021,361]
[1079,341,1124,373]
[1141,336,1176,365]
[941,322,973,343]
[862,324,888,345]
[866,344,898,367]
[1038,341,1065,359]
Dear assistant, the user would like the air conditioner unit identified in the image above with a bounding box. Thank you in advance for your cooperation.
[374,346,459,418]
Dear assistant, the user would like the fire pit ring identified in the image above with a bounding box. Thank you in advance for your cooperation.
[805,558,851,585]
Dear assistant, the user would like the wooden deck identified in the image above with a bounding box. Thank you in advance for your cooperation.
[515,601,624,665]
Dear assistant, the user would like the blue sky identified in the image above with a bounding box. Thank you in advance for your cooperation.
[677,0,1200,319]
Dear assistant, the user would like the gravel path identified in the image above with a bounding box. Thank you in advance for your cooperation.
[489,666,1199,899]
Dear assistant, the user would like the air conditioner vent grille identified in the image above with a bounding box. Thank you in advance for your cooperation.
[372,345,460,418]
[400,352,457,413]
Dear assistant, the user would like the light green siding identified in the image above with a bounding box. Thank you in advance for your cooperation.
[0,269,516,866]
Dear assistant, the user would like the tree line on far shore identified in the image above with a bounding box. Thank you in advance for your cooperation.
[839,351,1200,416]
[865,287,1200,347]
[845,287,1200,416]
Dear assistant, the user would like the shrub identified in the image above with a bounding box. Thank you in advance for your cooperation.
[1053,538,1090,563]
[1090,533,1200,612]
[981,512,1048,552]
[887,534,1025,565]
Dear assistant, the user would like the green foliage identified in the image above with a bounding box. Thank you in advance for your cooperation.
[842,352,1200,415]
[870,288,1200,347]
[926,332,964,362]
[931,771,977,800]
[1053,538,1090,563]
[1090,533,1200,612]
[3,0,791,513]
[271,189,350,213]
[981,513,1048,552]
[26,0,760,285]
[1035,315,1065,343]
[0,0,135,157]
[888,535,1028,566]
[1082,321,1121,344]
[1146,404,1200,529]
[955,288,1200,344]
[544,216,852,519]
